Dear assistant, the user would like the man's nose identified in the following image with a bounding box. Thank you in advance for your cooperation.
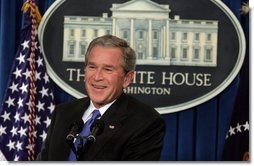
[93,69,103,80]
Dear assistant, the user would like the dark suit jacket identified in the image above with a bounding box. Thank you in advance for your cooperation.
[37,93,165,161]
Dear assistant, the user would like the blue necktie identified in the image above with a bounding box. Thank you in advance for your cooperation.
[68,109,101,161]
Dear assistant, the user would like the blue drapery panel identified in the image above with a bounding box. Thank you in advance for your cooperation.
[160,76,240,160]
[0,0,248,161]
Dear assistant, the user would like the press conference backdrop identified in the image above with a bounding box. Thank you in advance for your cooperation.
[0,0,249,161]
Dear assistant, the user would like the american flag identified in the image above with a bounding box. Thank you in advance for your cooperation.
[0,1,54,161]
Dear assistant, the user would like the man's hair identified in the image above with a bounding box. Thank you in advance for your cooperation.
[85,35,136,72]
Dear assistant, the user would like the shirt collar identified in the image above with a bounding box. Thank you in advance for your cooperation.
[82,100,116,122]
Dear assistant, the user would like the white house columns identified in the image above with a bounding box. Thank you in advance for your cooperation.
[62,0,218,67]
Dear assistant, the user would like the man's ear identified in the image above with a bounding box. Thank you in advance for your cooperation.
[123,70,134,89]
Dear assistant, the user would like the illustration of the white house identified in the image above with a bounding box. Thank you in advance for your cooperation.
[62,0,218,67]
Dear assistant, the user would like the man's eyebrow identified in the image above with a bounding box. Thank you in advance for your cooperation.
[87,62,115,68]
[87,61,96,65]
[104,64,115,68]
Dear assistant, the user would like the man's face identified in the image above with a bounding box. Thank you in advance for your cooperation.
[85,46,134,108]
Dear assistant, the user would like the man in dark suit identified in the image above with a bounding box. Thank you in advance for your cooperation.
[37,35,165,161]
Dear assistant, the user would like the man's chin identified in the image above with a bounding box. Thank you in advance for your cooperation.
[90,97,106,106]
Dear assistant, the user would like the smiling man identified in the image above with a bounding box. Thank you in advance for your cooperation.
[37,35,165,161]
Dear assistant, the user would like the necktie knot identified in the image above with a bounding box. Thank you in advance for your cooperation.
[90,109,101,122]
[82,109,101,137]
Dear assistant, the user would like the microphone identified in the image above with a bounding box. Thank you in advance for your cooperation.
[86,119,104,143]
[66,119,84,142]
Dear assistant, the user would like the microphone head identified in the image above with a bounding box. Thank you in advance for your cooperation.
[72,119,84,133]
[90,119,104,135]
[66,119,84,142]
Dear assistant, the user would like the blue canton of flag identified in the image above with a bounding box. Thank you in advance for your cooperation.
[0,3,54,161]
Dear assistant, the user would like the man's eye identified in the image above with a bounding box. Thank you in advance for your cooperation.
[88,65,95,69]
[105,68,113,72]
